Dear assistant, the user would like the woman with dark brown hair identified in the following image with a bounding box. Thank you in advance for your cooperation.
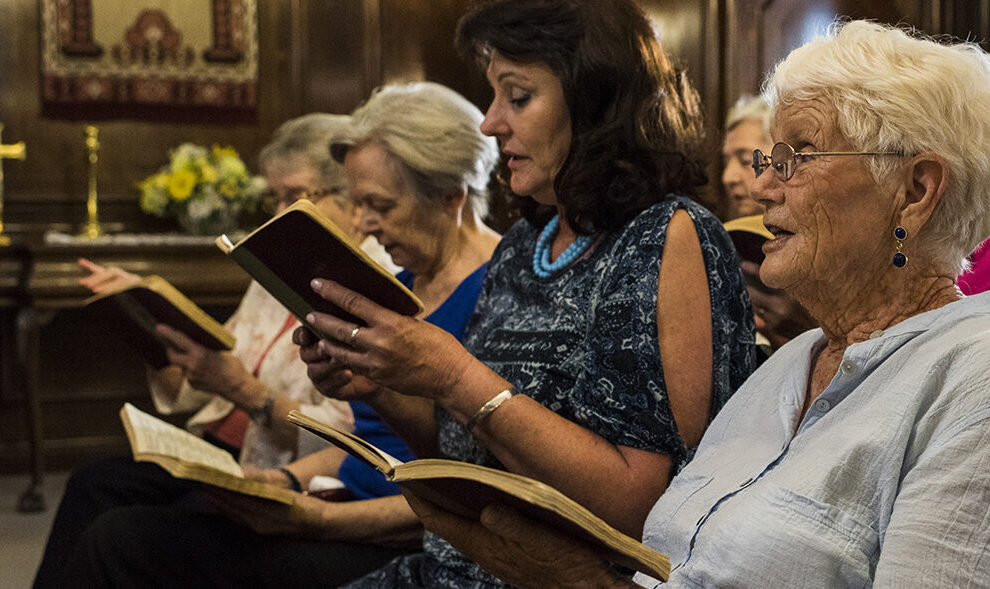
[299,1,755,587]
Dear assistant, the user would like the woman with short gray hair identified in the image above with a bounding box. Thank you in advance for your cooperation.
[333,81,499,221]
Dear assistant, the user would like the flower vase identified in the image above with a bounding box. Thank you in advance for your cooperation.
[177,207,239,236]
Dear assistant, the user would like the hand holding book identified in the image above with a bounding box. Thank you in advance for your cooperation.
[293,322,384,403]
[287,411,670,581]
[405,495,641,589]
[301,277,476,402]
[154,322,254,401]
[198,484,330,539]
[84,273,235,369]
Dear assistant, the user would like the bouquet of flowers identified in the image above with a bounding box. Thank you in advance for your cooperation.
[138,143,267,234]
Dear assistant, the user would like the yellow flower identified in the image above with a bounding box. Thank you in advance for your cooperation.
[199,163,218,183]
[212,145,239,160]
[218,180,238,197]
[168,169,197,201]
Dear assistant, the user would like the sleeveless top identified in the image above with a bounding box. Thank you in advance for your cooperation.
[346,196,756,588]
[336,264,488,499]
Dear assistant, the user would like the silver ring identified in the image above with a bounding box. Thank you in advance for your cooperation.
[348,326,361,345]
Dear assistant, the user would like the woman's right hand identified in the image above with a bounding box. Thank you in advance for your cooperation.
[405,494,639,589]
[78,258,141,294]
[294,326,383,401]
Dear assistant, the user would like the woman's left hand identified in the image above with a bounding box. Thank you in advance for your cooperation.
[295,326,383,402]
[304,278,476,401]
[156,324,253,400]
[405,493,636,589]
[200,486,327,537]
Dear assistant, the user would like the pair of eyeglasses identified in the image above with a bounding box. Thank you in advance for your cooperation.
[262,187,346,208]
[752,142,908,182]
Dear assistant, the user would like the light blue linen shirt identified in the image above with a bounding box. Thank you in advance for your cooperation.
[636,291,990,588]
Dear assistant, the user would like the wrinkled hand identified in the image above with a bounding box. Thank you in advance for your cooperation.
[742,260,817,350]
[405,493,634,589]
[294,326,383,401]
[300,279,475,401]
[77,258,141,294]
[200,486,327,538]
[156,324,253,400]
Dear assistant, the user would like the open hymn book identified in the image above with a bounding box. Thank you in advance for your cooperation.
[119,403,297,505]
[287,410,672,581]
[216,199,423,338]
[85,275,235,369]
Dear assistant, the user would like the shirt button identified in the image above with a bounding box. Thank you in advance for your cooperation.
[840,360,857,374]
[814,398,831,412]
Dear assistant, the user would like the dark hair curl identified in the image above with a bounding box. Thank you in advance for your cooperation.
[456,0,707,233]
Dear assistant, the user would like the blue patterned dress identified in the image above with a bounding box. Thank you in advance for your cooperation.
[344,196,755,588]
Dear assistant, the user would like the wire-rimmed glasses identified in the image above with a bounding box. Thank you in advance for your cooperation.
[752,142,909,182]
[262,187,348,212]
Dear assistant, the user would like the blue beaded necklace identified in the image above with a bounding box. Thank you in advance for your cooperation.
[532,215,593,278]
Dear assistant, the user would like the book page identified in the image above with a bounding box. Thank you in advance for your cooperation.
[121,403,243,477]
[287,410,404,471]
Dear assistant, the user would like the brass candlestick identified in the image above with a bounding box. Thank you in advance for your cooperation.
[0,123,28,246]
[80,125,103,239]
[79,125,102,239]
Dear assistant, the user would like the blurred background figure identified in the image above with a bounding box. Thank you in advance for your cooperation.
[724,215,816,362]
[259,113,400,275]
[722,95,773,219]
[721,95,815,359]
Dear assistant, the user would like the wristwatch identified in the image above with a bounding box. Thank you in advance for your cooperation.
[247,396,275,426]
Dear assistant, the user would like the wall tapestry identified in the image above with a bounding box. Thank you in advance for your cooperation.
[40,0,259,123]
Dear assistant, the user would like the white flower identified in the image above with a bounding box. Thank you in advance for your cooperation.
[170,143,208,174]
[186,185,225,220]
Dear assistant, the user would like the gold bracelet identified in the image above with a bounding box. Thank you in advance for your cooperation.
[466,387,516,432]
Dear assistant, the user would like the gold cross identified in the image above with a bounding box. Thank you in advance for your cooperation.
[0,123,27,246]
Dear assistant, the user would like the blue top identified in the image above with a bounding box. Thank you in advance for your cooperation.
[346,197,756,588]
[336,263,488,500]
[635,291,990,588]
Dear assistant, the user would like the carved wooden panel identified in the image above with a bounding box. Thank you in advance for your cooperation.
[40,0,259,122]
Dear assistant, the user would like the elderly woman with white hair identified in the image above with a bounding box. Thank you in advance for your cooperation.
[59,82,503,587]
[722,95,773,219]
[403,20,990,588]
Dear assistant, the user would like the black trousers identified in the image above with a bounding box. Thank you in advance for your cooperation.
[62,505,413,588]
[33,455,205,588]
[34,456,414,588]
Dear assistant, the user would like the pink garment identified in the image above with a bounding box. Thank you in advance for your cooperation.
[958,239,990,295]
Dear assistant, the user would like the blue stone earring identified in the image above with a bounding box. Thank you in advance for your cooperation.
[893,226,908,268]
